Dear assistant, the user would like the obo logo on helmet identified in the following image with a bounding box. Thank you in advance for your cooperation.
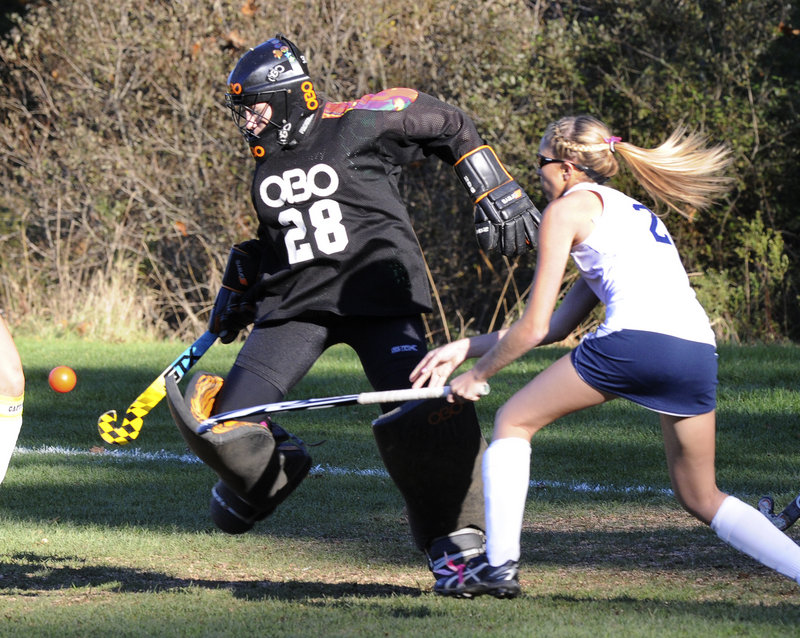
[225,34,319,149]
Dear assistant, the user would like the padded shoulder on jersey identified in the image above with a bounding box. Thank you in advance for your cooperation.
[322,88,419,119]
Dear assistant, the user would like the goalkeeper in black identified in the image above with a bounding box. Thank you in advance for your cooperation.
[167,34,540,588]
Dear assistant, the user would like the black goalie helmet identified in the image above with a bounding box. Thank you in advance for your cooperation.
[225,34,320,151]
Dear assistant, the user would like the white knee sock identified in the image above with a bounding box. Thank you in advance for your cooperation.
[711,495,800,583]
[483,437,531,566]
[0,393,23,485]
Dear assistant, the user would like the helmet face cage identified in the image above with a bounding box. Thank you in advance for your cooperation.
[225,90,289,144]
[225,35,316,146]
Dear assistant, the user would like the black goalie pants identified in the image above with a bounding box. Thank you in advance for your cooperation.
[212,312,486,552]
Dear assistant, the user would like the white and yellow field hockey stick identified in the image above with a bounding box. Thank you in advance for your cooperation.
[196,383,489,434]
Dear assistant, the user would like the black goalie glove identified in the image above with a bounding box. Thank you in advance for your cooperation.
[208,240,263,344]
[455,145,541,257]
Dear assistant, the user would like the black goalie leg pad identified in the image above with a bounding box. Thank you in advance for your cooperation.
[166,372,311,533]
[209,480,263,535]
[372,397,487,556]
[209,424,312,534]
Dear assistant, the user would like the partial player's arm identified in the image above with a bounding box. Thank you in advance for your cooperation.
[538,278,599,345]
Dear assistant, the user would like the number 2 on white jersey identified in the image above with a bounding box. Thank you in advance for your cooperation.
[634,203,672,245]
[278,200,350,264]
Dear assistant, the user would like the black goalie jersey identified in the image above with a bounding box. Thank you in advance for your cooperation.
[248,88,484,323]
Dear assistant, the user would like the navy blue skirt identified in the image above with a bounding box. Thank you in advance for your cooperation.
[570,329,717,416]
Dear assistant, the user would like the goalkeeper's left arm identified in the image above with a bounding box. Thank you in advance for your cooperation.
[454,145,541,257]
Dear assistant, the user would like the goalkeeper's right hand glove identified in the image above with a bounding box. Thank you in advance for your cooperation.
[208,240,262,344]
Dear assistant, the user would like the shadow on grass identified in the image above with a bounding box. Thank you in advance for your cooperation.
[537,594,800,623]
[3,551,800,627]
[0,551,422,599]
[517,525,788,574]
[2,516,797,591]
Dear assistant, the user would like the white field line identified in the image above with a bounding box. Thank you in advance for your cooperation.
[14,445,673,496]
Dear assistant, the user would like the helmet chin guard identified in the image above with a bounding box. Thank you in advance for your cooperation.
[225,34,320,151]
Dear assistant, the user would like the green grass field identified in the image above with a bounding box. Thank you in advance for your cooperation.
[2,337,800,637]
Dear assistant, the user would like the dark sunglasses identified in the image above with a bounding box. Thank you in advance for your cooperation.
[536,153,608,184]
[536,153,567,170]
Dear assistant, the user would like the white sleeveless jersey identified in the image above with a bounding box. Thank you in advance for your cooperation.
[567,183,715,346]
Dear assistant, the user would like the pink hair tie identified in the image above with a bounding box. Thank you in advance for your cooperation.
[604,136,622,153]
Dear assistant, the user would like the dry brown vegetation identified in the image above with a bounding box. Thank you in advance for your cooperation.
[1,0,798,342]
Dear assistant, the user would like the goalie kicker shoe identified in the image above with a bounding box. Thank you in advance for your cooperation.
[426,527,486,579]
[434,554,520,599]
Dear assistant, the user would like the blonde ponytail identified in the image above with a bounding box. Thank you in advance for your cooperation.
[543,116,734,217]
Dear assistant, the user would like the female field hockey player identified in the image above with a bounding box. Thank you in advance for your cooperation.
[411,114,800,598]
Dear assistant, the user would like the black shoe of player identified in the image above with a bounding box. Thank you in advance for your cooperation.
[433,554,520,599]
[427,527,486,579]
